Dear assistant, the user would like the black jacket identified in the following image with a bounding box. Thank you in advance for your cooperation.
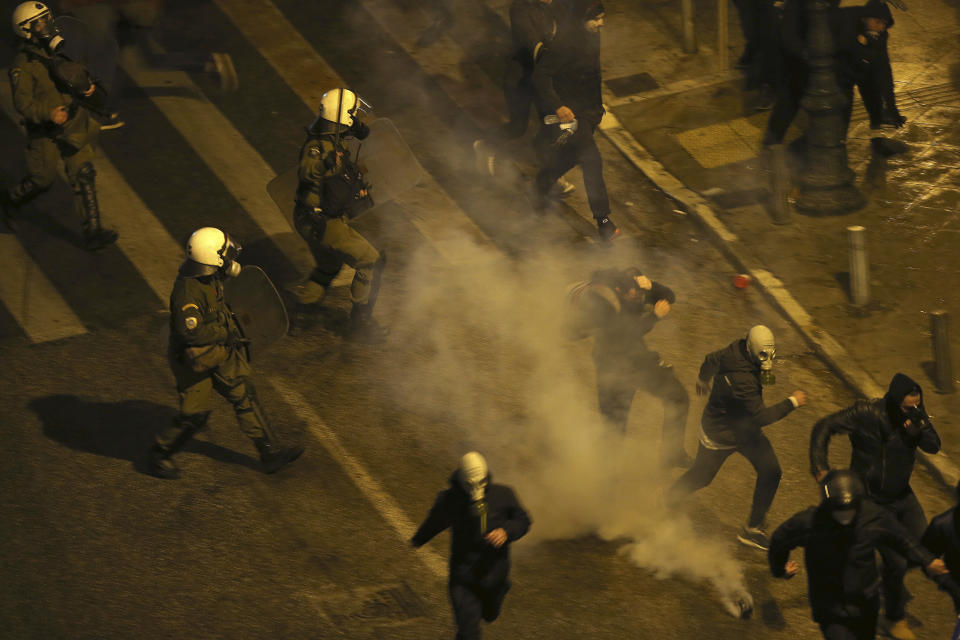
[698,339,795,446]
[769,500,935,622]
[509,0,565,71]
[531,19,604,127]
[411,473,531,587]
[809,373,939,502]
[921,507,960,612]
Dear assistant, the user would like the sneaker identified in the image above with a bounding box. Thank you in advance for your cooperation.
[737,526,770,551]
[597,217,621,241]
[99,112,126,130]
[208,52,239,91]
[556,177,576,196]
[886,619,916,640]
[473,139,496,176]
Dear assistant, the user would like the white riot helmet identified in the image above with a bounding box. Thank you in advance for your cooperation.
[746,325,776,383]
[183,227,242,278]
[458,452,489,502]
[12,2,62,50]
[309,88,370,134]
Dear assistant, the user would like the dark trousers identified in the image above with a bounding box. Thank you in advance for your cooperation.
[818,595,880,640]
[875,491,927,622]
[449,580,510,640]
[534,124,610,221]
[487,63,537,150]
[763,56,807,145]
[669,436,782,528]
[595,359,689,455]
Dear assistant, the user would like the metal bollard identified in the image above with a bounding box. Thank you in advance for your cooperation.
[767,144,792,224]
[931,310,955,393]
[682,0,697,53]
[848,226,869,306]
[717,0,729,70]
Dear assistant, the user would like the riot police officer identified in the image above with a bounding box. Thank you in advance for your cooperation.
[0,2,117,250]
[148,227,304,479]
[286,88,386,339]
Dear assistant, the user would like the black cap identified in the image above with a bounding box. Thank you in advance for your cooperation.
[821,469,865,510]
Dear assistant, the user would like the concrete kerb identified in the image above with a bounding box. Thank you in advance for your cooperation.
[598,108,960,491]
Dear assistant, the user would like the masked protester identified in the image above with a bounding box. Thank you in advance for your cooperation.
[531,0,619,241]
[810,373,940,640]
[769,470,956,640]
[668,325,807,551]
[921,479,960,616]
[147,227,304,479]
[1,1,117,248]
[568,267,691,468]
[412,452,532,640]
[285,88,386,341]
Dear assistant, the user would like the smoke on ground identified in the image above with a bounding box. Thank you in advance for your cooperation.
[385,229,751,617]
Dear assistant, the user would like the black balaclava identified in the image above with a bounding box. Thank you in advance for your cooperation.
[884,372,923,428]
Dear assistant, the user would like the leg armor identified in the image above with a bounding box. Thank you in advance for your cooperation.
[74,162,118,251]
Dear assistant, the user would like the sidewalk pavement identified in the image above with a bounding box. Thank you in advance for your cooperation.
[598,0,960,488]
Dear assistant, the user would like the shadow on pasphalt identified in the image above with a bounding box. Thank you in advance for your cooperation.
[30,394,259,475]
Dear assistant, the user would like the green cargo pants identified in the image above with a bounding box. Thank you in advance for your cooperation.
[157,345,269,448]
[292,209,381,306]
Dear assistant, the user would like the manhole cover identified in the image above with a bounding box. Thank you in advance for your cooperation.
[606,72,660,97]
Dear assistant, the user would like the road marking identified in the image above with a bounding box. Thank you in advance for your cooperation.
[216,0,498,264]
[116,48,314,270]
[0,235,88,343]
[270,380,447,579]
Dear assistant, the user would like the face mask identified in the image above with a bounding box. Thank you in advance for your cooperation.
[458,452,488,502]
[747,325,776,385]
[832,508,856,526]
[222,260,241,278]
[32,15,64,52]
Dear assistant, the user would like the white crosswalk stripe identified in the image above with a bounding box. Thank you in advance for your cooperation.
[215,0,499,265]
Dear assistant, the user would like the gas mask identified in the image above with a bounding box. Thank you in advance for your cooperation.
[746,325,776,385]
[31,14,64,53]
[459,452,489,536]
[219,236,242,278]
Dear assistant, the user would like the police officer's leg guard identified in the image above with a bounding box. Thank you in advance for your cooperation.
[148,412,209,479]
[227,377,303,473]
[348,252,387,341]
[74,163,118,251]
[0,178,46,231]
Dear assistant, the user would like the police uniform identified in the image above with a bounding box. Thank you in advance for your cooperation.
[291,130,385,325]
[3,39,117,249]
[150,263,302,477]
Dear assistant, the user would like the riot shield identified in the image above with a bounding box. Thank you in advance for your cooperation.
[224,266,289,355]
[54,16,119,95]
[267,117,424,225]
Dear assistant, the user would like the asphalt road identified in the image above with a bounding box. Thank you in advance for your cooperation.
[0,1,958,638]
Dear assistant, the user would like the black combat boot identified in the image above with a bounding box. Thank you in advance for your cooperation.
[147,423,202,479]
[347,302,388,343]
[254,436,304,474]
[1,178,45,231]
[75,163,118,251]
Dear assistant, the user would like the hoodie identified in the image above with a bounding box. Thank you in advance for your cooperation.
[411,472,531,586]
[810,373,940,502]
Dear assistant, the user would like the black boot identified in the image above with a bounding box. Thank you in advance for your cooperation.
[146,420,202,479]
[254,436,304,474]
[75,163,118,251]
[1,178,45,231]
[347,303,388,343]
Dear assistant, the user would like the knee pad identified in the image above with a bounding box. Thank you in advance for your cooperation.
[76,162,96,186]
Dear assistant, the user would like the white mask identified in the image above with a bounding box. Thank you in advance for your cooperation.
[746,325,776,383]
[458,451,488,502]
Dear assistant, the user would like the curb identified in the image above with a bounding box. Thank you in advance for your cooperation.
[598,109,960,492]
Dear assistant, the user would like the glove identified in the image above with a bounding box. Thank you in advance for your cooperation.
[696,378,711,396]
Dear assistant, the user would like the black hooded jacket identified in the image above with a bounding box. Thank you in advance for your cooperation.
[531,0,605,127]
[411,473,531,587]
[922,507,960,612]
[810,373,939,502]
[698,339,796,446]
[769,500,935,622]
[508,0,565,71]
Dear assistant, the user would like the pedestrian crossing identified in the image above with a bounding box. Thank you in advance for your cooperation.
[0,0,559,345]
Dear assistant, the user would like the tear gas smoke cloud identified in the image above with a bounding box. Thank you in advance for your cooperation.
[386,229,752,617]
